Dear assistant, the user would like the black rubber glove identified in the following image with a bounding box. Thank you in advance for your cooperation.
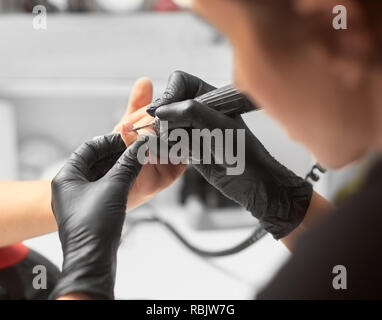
[147,70,216,116]
[148,71,313,240]
[49,134,147,300]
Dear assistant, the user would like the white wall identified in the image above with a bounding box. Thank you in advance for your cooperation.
[0,13,312,182]
[0,101,18,179]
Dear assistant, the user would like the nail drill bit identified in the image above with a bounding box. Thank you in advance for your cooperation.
[132,122,157,132]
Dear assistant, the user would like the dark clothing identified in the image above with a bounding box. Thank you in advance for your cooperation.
[0,248,59,300]
[258,158,382,299]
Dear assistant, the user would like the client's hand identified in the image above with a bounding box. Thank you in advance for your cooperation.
[50,134,147,300]
[113,78,187,210]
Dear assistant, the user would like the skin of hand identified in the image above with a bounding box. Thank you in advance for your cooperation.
[0,181,55,247]
[113,77,187,210]
[50,134,148,300]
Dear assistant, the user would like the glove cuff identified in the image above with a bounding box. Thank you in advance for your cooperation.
[49,262,117,300]
[49,241,118,300]
[248,176,313,240]
[264,180,313,240]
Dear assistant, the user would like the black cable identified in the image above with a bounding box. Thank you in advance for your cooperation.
[125,163,325,258]
[126,215,268,258]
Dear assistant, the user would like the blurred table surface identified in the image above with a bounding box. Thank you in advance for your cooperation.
[25,203,289,300]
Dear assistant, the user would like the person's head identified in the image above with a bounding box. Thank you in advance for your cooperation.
[192,0,382,168]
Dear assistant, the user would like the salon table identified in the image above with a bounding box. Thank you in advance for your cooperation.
[25,201,289,300]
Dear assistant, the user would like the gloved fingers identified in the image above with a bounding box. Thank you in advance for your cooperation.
[59,134,126,182]
[105,137,149,185]
[146,70,215,116]
[154,99,241,131]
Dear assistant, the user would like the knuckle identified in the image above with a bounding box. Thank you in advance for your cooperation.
[51,178,58,190]
[170,70,189,89]
[51,174,63,191]
[171,70,185,78]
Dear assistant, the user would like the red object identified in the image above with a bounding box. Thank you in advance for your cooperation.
[0,243,30,270]
[154,0,179,11]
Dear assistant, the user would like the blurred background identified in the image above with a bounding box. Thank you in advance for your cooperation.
[0,0,375,299]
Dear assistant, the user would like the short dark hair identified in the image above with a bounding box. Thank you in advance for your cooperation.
[237,0,382,61]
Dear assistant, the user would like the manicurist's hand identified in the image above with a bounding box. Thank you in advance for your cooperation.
[148,71,314,240]
[50,134,147,300]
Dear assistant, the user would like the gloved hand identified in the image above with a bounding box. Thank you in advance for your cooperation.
[148,71,313,240]
[50,134,147,300]
[147,70,216,116]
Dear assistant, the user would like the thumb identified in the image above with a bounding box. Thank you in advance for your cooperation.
[105,137,149,185]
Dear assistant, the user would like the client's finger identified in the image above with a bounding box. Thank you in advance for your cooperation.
[127,77,154,115]
[121,123,138,146]
[114,78,153,133]
[120,112,155,146]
